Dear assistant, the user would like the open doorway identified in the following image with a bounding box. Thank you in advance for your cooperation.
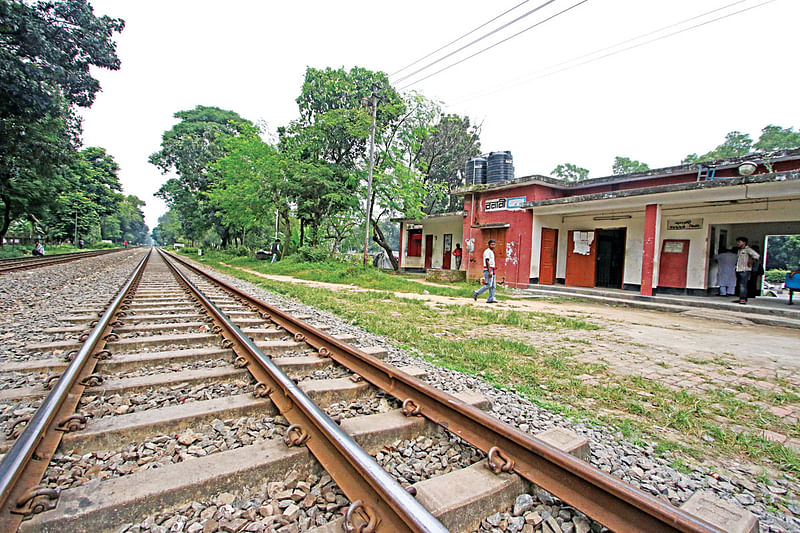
[595,228,626,288]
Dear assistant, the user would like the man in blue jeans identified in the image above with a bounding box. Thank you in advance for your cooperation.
[733,236,759,304]
[472,239,497,303]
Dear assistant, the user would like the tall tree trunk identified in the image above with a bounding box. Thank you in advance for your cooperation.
[299,219,305,248]
[280,210,291,259]
[0,194,11,247]
[371,219,398,270]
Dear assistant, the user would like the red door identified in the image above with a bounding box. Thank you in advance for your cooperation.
[658,239,690,288]
[539,228,558,284]
[565,230,596,287]
[424,235,434,269]
[442,234,452,269]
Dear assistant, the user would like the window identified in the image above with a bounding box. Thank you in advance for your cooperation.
[407,229,422,257]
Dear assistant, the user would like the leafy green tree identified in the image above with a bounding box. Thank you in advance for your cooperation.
[754,125,800,152]
[683,131,753,164]
[152,210,183,246]
[150,106,253,246]
[0,0,124,245]
[552,163,589,181]
[279,67,404,247]
[765,235,800,271]
[207,125,287,244]
[612,156,650,175]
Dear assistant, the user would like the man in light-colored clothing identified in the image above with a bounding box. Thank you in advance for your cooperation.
[734,237,760,304]
[714,247,737,296]
[472,239,497,303]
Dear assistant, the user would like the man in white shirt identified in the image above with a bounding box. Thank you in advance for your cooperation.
[472,239,497,303]
[733,236,760,304]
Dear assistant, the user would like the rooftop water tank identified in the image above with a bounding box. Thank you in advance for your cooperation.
[465,157,487,185]
[487,151,514,183]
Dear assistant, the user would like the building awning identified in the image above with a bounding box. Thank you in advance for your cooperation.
[470,223,510,229]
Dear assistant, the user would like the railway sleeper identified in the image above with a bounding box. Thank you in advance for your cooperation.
[20,391,489,533]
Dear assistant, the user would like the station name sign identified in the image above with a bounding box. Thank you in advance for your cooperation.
[485,196,526,212]
[667,218,703,230]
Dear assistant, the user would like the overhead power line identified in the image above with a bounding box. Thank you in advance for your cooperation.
[399,0,591,90]
[391,0,559,85]
[450,0,777,104]
[390,0,533,78]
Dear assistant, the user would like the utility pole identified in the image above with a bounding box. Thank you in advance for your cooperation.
[74,209,78,245]
[362,84,379,266]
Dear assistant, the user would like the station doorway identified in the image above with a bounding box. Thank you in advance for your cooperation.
[595,228,626,288]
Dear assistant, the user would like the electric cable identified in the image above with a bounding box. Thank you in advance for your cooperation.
[390,0,533,77]
[451,0,777,104]
[391,0,559,85]
[398,0,591,90]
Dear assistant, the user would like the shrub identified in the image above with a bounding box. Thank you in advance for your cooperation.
[227,245,250,257]
[296,245,331,263]
[92,241,116,249]
[180,247,199,255]
[765,269,790,283]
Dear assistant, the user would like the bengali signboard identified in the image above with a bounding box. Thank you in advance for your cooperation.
[667,218,703,231]
[485,196,526,212]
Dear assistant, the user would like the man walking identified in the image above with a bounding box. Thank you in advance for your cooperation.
[734,236,760,304]
[472,239,497,303]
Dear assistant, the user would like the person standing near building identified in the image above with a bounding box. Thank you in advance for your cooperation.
[270,238,281,263]
[734,237,760,304]
[452,243,463,270]
[472,239,497,303]
[714,247,737,296]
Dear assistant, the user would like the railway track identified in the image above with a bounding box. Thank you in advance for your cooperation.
[0,248,751,532]
[0,249,125,274]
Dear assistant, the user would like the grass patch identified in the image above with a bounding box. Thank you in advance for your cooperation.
[203,259,800,479]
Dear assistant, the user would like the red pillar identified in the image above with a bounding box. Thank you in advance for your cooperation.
[641,204,659,296]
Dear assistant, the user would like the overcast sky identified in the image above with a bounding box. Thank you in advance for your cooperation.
[79,0,799,229]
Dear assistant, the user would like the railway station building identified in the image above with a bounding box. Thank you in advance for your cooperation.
[397,148,800,296]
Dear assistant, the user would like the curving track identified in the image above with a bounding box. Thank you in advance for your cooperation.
[0,248,736,532]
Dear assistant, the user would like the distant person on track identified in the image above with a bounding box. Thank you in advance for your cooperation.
[714,247,737,296]
[734,237,759,305]
[452,243,463,270]
[78,238,85,249]
[472,239,497,303]
[32,240,45,256]
[270,238,281,263]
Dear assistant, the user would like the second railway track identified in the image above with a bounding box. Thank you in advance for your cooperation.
[0,248,742,532]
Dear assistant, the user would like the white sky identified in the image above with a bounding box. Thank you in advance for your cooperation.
[79,0,800,230]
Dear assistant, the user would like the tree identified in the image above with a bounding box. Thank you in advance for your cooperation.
[683,131,753,164]
[150,106,253,246]
[754,125,800,152]
[552,163,589,181]
[278,67,404,247]
[152,210,183,246]
[0,0,124,245]
[765,235,800,271]
[612,156,649,175]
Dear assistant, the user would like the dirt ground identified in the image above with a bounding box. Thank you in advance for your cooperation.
[224,264,800,451]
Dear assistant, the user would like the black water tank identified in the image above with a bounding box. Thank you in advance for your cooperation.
[487,151,514,183]
[465,157,487,185]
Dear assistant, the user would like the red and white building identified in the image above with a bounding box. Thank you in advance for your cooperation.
[397,149,800,296]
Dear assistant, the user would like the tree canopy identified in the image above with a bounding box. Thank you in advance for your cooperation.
[551,162,589,181]
[0,0,131,246]
[612,156,650,175]
[683,125,800,165]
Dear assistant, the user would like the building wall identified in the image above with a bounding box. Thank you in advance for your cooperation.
[528,197,800,290]
[462,192,536,286]
[400,217,464,270]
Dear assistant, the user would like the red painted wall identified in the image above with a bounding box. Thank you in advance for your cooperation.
[641,204,659,296]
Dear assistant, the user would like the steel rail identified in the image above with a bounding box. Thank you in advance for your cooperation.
[0,249,124,274]
[165,250,726,533]
[0,249,150,531]
[158,249,449,533]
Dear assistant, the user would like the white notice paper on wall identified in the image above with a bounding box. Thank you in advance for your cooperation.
[573,231,595,255]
